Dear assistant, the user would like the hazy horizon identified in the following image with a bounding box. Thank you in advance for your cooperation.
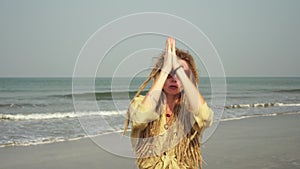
[1,0,299,77]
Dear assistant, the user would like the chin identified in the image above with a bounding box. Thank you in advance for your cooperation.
[164,89,181,96]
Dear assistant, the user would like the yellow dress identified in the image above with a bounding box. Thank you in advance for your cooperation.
[129,95,214,169]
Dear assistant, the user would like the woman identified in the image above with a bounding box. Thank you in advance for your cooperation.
[124,37,213,169]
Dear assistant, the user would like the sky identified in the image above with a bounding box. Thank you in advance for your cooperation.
[0,0,299,77]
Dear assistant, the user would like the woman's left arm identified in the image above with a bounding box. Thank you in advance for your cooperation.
[175,66,205,113]
[170,38,213,128]
[169,38,205,113]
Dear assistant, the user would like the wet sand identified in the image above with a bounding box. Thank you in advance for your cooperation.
[0,113,299,169]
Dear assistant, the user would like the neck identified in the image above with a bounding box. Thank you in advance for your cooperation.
[165,93,180,111]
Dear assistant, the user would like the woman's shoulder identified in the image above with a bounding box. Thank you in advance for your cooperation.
[130,95,145,107]
[132,95,145,103]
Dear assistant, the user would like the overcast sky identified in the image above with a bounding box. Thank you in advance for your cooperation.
[0,0,299,77]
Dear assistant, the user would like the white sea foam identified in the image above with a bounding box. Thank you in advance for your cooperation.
[225,102,300,109]
[0,130,123,148]
[0,135,90,148]
[1,111,299,148]
[221,111,300,122]
[0,110,127,120]
[2,102,299,120]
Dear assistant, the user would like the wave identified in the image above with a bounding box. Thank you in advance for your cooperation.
[0,103,48,108]
[0,110,126,120]
[225,102,300,109]
[0,135,90,148]
[2,111,300,148]
[0,130,123,148]
[274,89,300,93]
[61,90,148,100]
[221,111,300,122]
[2,101,299,120]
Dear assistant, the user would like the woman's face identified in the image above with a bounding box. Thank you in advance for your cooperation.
[163,59,190,96]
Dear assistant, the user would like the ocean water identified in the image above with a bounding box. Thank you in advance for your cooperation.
[0,77,299,147]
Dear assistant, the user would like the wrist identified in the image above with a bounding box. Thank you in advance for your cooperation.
[173,65,183,73]
[160,69,170,74]
[161,66,171,73]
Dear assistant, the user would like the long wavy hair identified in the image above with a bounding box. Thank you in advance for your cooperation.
[124,48,203,168]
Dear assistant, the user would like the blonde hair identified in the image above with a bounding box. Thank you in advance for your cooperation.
[124,48,203,168]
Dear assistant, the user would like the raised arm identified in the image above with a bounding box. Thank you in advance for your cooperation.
[141,38,176,110]
[169,38,206,114]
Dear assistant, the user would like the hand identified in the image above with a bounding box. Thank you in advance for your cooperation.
[162,38,173,73]
[169,38,181,69]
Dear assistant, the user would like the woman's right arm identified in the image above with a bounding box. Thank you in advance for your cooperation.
[130,67,169,125]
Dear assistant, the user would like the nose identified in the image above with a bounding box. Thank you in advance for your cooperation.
[170,74,179,81]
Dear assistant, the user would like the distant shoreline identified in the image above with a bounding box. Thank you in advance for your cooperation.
[1,111,299,148]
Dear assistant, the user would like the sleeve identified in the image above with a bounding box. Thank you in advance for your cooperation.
[192,102,214,131]
[129,95,159,138]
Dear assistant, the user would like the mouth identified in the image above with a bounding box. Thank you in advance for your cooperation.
[168,85,178,90]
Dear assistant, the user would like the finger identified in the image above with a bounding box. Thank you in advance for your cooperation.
[172,38,176,55]
[167,38,171,53]
[165,38,169,52]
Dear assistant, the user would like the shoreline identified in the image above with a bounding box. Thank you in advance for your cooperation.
[0,113,299,169]
[1,111,299,148]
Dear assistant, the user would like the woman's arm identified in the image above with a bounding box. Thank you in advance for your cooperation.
[170,38,206,114]
[169,38,213,130]
[133,71,167,123]
[130,38,173,123]
[175,66,205,114]
[140,38,173,112]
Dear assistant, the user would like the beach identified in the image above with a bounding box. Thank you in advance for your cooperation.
[203,113,300,169]
[1,113,299,169]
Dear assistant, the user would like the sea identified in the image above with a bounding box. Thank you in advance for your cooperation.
[0,77,299,147]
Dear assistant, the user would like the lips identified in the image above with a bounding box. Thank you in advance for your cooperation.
[168,85,178,89]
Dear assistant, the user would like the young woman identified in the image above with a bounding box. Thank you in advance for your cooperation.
[124,37,213,169]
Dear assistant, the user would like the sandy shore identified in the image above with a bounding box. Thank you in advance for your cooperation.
[1,113,299,169]
[203,113,300,169]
